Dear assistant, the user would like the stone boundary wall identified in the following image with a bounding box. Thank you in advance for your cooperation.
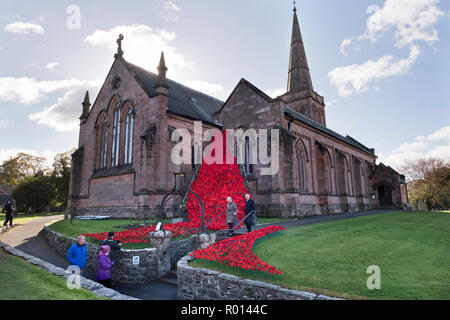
[42,225,194,283]
[0,241,138,300]
[42,225,160,284]
[170,238,194,269]
[177,255,343,300]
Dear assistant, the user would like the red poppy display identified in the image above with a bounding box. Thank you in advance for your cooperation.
[191,226,286,275]
[83,131,283,274]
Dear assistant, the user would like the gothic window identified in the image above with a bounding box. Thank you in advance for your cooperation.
[111,100,121,167]
[96,113,108,169]
[295,139,309,191]
[245,137,254,175]
[123,106,134,164]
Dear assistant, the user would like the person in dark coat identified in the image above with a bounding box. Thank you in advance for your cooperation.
[97,245,114,288]
[226,197,238,236]
[244,194,256,233]
[100,231,122,262]
[3,201,13,227]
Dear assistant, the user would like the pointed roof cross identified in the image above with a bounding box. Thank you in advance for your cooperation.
[114,34,124,59]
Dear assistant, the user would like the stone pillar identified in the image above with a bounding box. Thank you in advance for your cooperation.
[149,230,172,278]
[191,233,216,251]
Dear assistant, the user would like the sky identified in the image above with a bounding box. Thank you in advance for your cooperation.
[0,0,449,172]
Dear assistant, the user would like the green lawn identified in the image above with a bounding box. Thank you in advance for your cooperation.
[192,211,450,300]
[0,212,64,225]
[0,249,109,300]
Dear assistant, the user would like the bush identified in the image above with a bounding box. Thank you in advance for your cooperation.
[12,176,57,213]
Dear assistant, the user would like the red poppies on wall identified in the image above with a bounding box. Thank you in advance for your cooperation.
[191,226,286,275]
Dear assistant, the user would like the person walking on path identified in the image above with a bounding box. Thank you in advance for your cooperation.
[66,235,87,275]
[243,194,256,233]
[96,245,114,288]
[3,201,13,227]
[226,197,238,236]
[100,231,122,262]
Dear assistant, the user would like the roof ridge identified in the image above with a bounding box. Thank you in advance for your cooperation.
[124,59,224,104]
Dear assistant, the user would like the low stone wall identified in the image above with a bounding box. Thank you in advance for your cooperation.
[177,255,343,300]
[42,225,196,283]
[42,226,160,284]
[170,238,194,269]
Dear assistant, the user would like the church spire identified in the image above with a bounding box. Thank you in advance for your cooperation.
[287,6,313,93]
[79,90,90,122]
[154,52,169,94]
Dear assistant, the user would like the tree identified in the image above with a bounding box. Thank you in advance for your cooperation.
[0,153,48,186]
[12,176,57,213]
[401,158,450,210]
[51,150,73,207]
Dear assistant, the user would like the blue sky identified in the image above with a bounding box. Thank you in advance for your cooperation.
[0,0,449,171]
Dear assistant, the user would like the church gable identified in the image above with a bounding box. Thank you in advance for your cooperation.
[214,78,280,129]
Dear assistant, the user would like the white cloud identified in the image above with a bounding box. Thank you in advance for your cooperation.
[393,141,429,153]
[378,125,450,170]
[160,1,182,22]
[28,81,101,132]
[340,37,354,56]
[45,62,60,70]
[0,77,99,105]
[85,24,192,81]
[329,46,420,96]
[0,119,12,128]
[357,0,444,48]
[332,0,445,96]
[427,125,450,141]
[185,80,224,95]
[4,21,45,34]
[265,88,286,98]
[164,1,182,12]
[0,148,60,168]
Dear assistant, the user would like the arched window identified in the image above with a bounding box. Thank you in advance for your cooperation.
[245,137,254,175]
[123,107,134,164]
[111,100,121,167]
[96,113,108,169]
[295,140,309,191]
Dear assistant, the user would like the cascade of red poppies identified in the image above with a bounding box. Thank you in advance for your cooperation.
[191,226,286,275]
[186,130,250,230]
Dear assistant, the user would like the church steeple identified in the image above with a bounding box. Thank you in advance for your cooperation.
[154,52,169,95]
[287,7,313,93]
[79,90,90,122]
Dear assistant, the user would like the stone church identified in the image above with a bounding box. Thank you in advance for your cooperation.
[67,8,409,219]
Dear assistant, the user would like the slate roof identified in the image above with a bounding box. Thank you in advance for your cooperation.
[284,106,376,156]
[122,60,224,127]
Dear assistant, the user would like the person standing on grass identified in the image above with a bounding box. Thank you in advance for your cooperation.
[100,231,122,262]
[244,194,256,233]
[96,245,114,288]
[66,235,87,275]
[3,201,13,227]
[226,197,238,236]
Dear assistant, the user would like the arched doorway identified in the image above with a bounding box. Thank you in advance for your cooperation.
[378,185,393,207]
